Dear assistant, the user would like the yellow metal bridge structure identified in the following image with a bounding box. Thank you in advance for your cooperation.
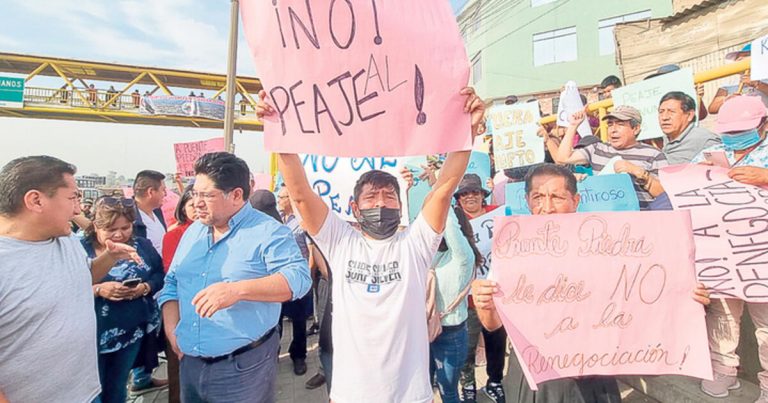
[0,52,263,130]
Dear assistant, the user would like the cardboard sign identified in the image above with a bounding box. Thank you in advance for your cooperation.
[612,68,696,141]
[488,102,545,170]
[505,174,640,215]
[752,34,768,81]
[173,138,225,178]
[470,206,505,279]
[491,211,711,388]
[241,0,472,157]
[301,155,408,224]
[660,164,768,301]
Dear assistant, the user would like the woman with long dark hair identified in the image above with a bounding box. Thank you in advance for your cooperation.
[81,197,164,403]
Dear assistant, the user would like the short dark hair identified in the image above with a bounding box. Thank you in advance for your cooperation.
[524,163,577,196]
[0,156,77,216]
[194,152,251,200]
[659,91,696,113]
[353,170,400,203]
[174,185,194,224]
[601,75,623,89]
[133,170,165,198]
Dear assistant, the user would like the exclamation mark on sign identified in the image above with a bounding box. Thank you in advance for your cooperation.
[371,0,383,45]
[678,345,690,370]
[415,65,426,125]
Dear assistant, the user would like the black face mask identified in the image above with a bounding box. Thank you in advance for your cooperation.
[357,207,401,240]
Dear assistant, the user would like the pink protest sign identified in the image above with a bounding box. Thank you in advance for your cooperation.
[491,211,711,388]
[252,173,272,191]
[173,138,225,177]
[241,0,471,157]
[660,164,768,302]
[161,190,181,228]
[122,186,180,227]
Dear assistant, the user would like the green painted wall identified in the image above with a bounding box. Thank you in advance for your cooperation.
[461,0,673,98]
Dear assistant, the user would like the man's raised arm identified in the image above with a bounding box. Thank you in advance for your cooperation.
[256,90,329,236]
[277,154,328,237]
[421,87,485,233]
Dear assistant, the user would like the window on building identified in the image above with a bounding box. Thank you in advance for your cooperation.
[531,0,557,6]
[533,27,577,66]
[472,52,482,84]
[598,10,652,55]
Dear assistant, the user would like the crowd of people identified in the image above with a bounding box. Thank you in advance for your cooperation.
[1,42,768,403]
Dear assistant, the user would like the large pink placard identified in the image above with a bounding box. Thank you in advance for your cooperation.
[661,164,768,302]
[240,0,472,157]
[491,211,711,388]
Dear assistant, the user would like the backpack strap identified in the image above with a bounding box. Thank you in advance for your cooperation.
[440,265,477,317]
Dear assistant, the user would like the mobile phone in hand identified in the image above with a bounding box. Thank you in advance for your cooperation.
[122,278,141,288]
[704,150,730,168]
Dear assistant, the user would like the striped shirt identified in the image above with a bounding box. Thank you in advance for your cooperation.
[575,142,668,209]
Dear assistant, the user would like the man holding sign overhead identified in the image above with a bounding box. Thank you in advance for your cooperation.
[553,106,668,209]
[260,84,485,402]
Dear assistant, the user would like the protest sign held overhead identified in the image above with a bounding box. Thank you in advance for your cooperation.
[612,68,696,141]
[752,34,768,81]
[488,102,545,170]
[241,0,471,157]
[661,164,768,302]
[300,154,409,224]
[556,81,591,138]
[173,138,226,177]
[505,174,640,215]
[491,211,711,388]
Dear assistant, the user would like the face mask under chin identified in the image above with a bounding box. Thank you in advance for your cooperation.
[356,207,401,240]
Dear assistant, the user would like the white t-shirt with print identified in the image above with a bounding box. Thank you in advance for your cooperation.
[313,212,442,403]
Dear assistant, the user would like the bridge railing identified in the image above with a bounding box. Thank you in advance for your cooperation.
[21,86,259,120]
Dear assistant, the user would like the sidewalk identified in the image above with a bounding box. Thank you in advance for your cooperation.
[126,320,678,403]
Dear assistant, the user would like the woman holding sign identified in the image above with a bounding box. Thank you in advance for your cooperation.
[691,96,768,402]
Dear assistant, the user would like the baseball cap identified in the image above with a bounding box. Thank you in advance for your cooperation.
[716,96,767,133]
[645,64,681,80]
[725,43,751,61]
[602,105,643,124]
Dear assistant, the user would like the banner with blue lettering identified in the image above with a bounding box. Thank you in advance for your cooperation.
[301,155,410,224]
[505,173,640,215]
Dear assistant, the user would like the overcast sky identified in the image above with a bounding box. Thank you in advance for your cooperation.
[0,0,268,178]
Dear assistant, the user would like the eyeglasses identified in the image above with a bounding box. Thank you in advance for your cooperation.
[190,190,229,202]
[96,197,135,209]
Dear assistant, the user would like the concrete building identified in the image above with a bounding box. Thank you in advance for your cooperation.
[614,0,768,114]
[457,0,673,109]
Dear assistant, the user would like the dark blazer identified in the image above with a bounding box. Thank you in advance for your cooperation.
[132,205,167,240]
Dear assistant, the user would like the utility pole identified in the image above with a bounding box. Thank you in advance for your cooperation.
[223,0,239,153]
